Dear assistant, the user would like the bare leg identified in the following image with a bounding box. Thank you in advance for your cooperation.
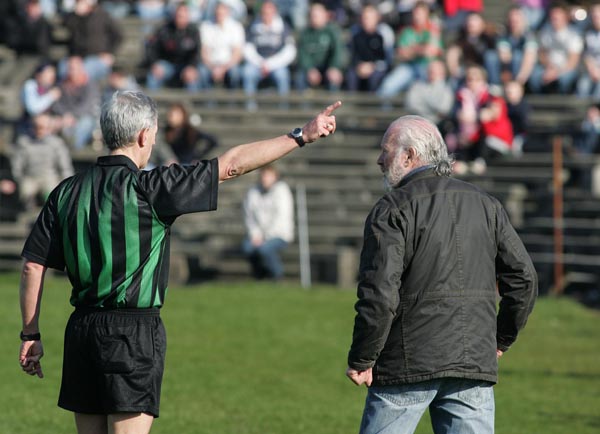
[109,412,154,434]
[75,413,108,434]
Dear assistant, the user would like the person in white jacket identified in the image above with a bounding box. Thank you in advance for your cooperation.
[242,164,294,279]
[242,0,296,108]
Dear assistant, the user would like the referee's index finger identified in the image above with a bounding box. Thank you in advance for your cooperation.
[321,101,342,116]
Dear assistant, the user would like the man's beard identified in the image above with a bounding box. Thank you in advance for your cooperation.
[383,162,405,192]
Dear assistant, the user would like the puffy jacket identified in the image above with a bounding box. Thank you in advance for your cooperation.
[348,168,537,386]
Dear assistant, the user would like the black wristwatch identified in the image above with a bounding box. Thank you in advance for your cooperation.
[289,127,305,147]
[20,331,41,341]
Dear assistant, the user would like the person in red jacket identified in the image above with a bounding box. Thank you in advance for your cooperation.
[453,65,513,174]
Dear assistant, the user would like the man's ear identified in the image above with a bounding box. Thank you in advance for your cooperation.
[137,128,148,148]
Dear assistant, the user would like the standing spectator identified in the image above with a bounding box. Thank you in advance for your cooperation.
[52,56,101,149]
[453,65,514,173]
[61,0,123,81]
[145,3,202,91]
[19,62,62,135]
[199,1,245,89]
[345,5,394,92]
[529,3,583,94]
[5,0,53,57]
[243,1,297,108]
[10,113,74,209]
[497,6,538,86]
[345,114,536,434]
[242,165,294,280]
[446,12,501,86]
[504,80,529,155]
[378,1,443,98]
[514,0,549,31]
[295,2,345,92]
[577,3,600,99]
[163,102,219,164]
[405,59,454,126]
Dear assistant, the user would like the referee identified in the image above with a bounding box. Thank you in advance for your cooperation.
[18,91,341,434]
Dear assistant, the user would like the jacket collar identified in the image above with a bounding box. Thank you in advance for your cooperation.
[396,165,437,189]
[96,155,139,172]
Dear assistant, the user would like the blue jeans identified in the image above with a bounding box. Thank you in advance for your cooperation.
[146,60,200,91]
[377,63,428,98]
[242,237,288,279]
[242,64,291,96]
[359,378,495,434]
[528,65,579,94]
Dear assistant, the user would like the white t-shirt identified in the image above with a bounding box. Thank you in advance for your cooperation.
[538,26,583,67]
[243,181,295,243]
[200,17,245,65]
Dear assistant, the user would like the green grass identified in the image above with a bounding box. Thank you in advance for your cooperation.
[1,272,599,433]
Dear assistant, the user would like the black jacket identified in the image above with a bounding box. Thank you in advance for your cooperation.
[348,168,537,386]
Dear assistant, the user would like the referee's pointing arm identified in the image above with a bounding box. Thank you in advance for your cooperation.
[217,101,342,182]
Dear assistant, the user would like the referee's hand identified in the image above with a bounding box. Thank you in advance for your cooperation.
[302,101,342,144]
[20,340,44,378]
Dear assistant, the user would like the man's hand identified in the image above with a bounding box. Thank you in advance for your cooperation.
[497,349,504,359]
[19,340,44,378]
[302,101,342,144]
[346,366,372,387]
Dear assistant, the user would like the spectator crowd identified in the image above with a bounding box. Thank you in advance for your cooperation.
[2,0,600,197]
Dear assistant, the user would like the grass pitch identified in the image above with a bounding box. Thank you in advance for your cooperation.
[1,272,599,433]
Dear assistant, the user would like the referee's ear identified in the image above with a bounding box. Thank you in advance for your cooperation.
[138,128,149,149]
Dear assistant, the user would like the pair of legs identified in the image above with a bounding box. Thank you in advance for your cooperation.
[242,237,288,279]
[75,413,153,434]
[359,378,495,434]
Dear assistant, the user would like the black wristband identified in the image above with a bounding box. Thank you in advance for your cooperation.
[20,331,41,341]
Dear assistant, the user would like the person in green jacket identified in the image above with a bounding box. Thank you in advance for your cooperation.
[295,2,345,92]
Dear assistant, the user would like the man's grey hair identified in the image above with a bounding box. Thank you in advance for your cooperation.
[100,91,158,150]
[389,115,453,176]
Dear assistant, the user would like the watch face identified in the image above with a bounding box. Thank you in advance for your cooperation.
[292,128,302,137]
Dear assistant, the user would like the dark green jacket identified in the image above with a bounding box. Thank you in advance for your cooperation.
[297,24,345,70]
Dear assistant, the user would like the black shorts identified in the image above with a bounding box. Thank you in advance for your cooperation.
[58,307,166,417]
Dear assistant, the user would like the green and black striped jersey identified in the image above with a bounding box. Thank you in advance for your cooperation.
[22,155,218,308]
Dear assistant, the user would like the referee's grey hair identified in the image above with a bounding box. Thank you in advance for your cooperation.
[389,115,453,176]
[101,91,158,150]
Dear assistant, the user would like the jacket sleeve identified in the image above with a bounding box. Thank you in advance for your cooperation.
[495,203,538,352]
[348,199,405,371]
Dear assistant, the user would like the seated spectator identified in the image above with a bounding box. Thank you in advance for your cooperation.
[345,5,394,92]
[243,1,296,107]
[102,65,140,104]
[52,56,101,149]
[9,113,74,209]
[242,165,294,280]
[529,2,583,94]
[162,102,219,164]
[577,3,600,99]
[199,1,245,89]
[378,1,443,98]
[198,0,247,23]
[497,6,538,86]
[19,62,62,135]
[446,12,500,86]
[577,102,600,154]
[294,2,345,92]
[514,0,549,31]
[442,0,483,36]
[145,3,201,91]
[405,59,454,126]
[451,65,514,174]
[504,80,529,155]
[61,0,123,81]
[5,0,53,57]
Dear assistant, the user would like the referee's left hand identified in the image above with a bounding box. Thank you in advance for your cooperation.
[20,340,44,378]
[302,101,342,144]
